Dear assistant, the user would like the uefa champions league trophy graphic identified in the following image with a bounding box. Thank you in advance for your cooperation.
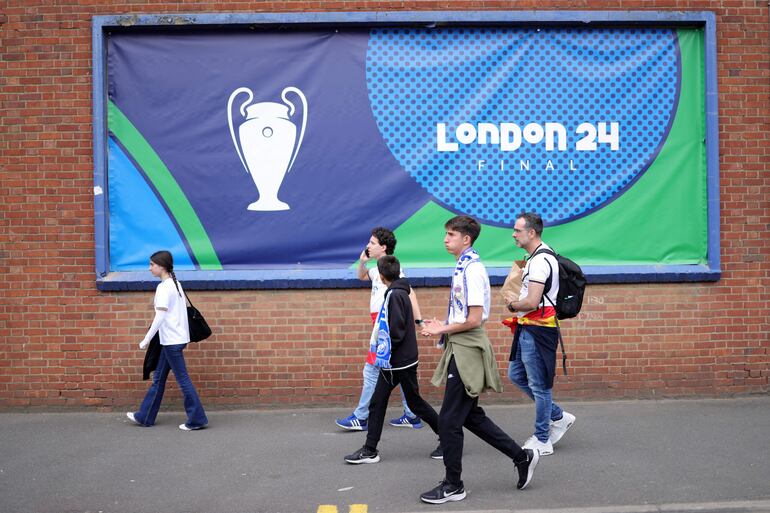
[227,86,307,211]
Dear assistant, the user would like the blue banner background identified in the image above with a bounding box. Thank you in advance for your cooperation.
[108,30,429,269]
[107,27,685,271]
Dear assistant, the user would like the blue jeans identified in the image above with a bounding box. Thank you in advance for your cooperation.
[508,328,563,442]
[134,343,208,428]
[353,362,415,420]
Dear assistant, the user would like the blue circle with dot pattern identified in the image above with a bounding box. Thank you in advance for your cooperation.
[366,28,680,226]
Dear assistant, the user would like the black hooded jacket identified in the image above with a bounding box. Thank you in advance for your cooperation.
[383,278,419,369]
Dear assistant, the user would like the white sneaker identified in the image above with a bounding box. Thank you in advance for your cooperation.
[126,412,142,426]
[522,435,553,456]
[550,411,576,445]
[179,423,206,431]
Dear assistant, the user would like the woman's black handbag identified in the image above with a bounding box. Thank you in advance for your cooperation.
[185,292,212,342]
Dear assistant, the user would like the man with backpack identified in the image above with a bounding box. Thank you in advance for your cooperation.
[503,212,576,457]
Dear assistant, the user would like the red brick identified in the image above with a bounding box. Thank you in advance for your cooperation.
[0,0,768,410]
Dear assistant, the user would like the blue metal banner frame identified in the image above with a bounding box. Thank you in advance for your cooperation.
[92,11,720,291]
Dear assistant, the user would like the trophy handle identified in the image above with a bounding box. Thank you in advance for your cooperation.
[227,87,254,175]
[281,86,307,174]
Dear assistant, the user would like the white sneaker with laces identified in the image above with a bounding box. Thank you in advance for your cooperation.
[550,411,576,445]
[522,435,553,456]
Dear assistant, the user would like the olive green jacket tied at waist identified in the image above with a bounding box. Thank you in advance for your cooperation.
[431,326,503,398]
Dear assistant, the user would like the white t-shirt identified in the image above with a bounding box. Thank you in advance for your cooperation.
[518,242,560,317]
[368,266,405,314]
[448,260,490,324]
[154,278,189,345]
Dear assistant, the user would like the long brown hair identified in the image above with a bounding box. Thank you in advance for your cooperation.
[150,250,181,297]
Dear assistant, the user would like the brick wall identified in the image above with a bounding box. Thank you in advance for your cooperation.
[1,1,768,410]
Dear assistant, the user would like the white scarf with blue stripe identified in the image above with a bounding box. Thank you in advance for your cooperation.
[448,247,481,321]
[437,247,480,348]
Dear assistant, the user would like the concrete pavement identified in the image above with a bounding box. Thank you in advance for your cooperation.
[1,396,769,513]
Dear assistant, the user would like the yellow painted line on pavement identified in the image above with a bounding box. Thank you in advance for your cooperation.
[316,505,367,513]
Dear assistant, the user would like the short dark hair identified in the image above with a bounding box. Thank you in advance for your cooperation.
[444,215,481,244]
[371,227,397,255]
[377,255,401,282]
[516,211,543,236]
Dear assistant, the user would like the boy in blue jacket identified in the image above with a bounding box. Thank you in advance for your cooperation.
[344,255,440,464]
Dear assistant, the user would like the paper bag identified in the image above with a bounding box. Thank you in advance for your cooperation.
[500,260,526,304]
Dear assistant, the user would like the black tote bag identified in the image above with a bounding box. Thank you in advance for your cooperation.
[185,291,212,342]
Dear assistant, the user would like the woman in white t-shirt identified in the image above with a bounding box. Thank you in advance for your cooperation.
[126,251,208,431]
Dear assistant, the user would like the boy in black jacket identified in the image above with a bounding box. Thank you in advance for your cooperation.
[344,256,441,464]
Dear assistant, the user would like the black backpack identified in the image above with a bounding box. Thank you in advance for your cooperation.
[532,248,586,320]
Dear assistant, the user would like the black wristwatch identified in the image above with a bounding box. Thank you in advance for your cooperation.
[415,319,424,326]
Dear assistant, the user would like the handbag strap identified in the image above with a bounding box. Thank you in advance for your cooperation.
[183,290,195,309]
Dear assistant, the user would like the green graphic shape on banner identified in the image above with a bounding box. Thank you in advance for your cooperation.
[107,137,196,270]
[108,101,223,270]
[393,29,707,268]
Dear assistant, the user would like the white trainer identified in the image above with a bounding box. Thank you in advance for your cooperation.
[522,435,553,456]
[550,411,576,445]
[179,423,206,431]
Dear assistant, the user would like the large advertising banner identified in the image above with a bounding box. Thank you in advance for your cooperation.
[103,24,709,276]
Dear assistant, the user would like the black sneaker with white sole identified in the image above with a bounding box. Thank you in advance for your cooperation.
[420,480,466,504]
[344,446,380,464]
[430,443,443,459]
[515,448,539,490]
